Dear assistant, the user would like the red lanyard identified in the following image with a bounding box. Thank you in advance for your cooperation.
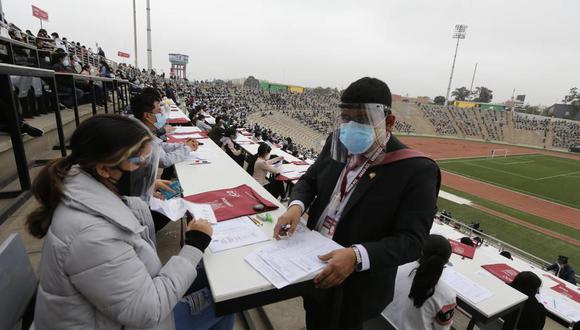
[338,135,389,200]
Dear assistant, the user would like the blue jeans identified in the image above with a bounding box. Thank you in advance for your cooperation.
[174,268,235,330]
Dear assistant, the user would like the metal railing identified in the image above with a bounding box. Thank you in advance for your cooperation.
[0,63,63,225]
[437,213,580,283]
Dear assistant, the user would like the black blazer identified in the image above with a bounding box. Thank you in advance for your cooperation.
[290,134,441,325]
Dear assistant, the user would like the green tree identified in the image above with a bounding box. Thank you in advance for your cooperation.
[473,86,493,103]
[562,87,579,108]
[451,87,471,101]
[433,96,446,105]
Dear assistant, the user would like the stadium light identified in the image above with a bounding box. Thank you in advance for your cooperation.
[444,24,468,106]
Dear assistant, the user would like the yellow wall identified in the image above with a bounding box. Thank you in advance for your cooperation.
[288,85,304,94]
[454,101,477,108]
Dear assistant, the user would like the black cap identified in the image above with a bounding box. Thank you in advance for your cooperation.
[341,77,392,107]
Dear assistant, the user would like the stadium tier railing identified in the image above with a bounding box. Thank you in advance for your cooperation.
[437,213,580,283]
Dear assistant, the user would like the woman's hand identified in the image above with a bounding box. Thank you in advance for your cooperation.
[187,219,213,237]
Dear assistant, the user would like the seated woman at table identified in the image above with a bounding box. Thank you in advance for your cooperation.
[383,235,457,330]
[247,142,285,199]
[502,271,546,330]
[27,114,234,330]
[220,127,245,167]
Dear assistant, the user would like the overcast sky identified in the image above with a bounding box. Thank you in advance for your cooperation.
[4,0,580,105]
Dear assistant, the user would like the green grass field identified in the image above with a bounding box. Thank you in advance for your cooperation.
[438,154,580,208]
[437,197,580,265]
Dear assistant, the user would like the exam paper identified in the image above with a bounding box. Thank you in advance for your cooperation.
[172,133,206,139]
[149,197,188,221]
[174,126,202,134]
[441,268,494,304]
[538,292,580,322]
[209,217,269,253]
[187,203,218,224]
[245,229,343,288]
[149,197,217,223]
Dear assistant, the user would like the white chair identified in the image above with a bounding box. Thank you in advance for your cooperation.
[0,233,38,330]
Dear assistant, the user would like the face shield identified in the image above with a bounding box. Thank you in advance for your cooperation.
[330,103,390,163]
[124,141,160,202]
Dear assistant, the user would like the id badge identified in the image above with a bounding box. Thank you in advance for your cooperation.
[320,216,338,238]
[328,194,341,216]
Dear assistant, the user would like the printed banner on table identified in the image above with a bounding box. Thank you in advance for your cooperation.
[550,284,580,303]
[183,184,279,221]
[448,239,476,259]
[166,118,190,124]
[481,263,520,283]
[32,5,49,21]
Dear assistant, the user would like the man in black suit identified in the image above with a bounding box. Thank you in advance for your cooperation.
[546,255,577,285]
[274,77,441,329]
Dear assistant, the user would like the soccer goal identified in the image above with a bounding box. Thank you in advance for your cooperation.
[490,149,509,158]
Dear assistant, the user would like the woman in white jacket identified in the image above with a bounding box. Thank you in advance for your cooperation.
[27,114,233,330]
[383,235,457,330]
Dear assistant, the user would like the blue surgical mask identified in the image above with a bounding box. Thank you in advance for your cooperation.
[339,121,375,155]
[154,113,167,129]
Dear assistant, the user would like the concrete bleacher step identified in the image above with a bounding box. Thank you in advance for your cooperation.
[0,103,110,188]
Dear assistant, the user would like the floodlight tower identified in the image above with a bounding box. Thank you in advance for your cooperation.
[444,24,468,106]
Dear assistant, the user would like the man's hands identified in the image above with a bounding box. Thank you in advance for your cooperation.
[185,138,199,151]
[273,204,302,239]
[314,248,357,289]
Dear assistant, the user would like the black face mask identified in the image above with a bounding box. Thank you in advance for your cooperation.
[109,166,136,196]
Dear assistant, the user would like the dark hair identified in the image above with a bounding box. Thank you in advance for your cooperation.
[409,235,452,307]
[247,143,271,176]
[500,251,513,260]
[141,87,162,101]
[510,271,541,297]
[257,142,272,158]
[460,237,475,247]
[558,256,569,264]
[131,93,158,120]
[224,127,237,138]
[27,115,151,238]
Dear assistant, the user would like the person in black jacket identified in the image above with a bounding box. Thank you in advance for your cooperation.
[546,255,576,285]
[502,271,546,330]
[273,77,440,329]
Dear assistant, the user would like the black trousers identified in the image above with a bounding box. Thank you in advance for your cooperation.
[151,209,171,232]
[264,180,284,199]
[302,288,363,330]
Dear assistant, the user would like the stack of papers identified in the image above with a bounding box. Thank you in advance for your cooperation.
[149,197,217,223]
[171,133,207,139]
[173,126,202,134]
[441,268,494,304]
[245,229,343,288]
[209,217,270,253]
[538,292,580,322]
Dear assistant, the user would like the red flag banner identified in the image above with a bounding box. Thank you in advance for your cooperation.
[32,5,49,21]
[117,51,130,58]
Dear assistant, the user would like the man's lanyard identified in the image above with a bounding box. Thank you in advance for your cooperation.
[338,133,390,201]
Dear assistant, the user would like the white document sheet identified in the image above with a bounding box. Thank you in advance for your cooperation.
[173,126,202,134]
[186,203,217,224]
[169,111,186,119]
[171,133,206,139]
[245,229,343,288]
[538,292,580,322]
[441,268,494,304]
[149,197,188,221]
[209,217,270,253]
[149,198,217,224]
